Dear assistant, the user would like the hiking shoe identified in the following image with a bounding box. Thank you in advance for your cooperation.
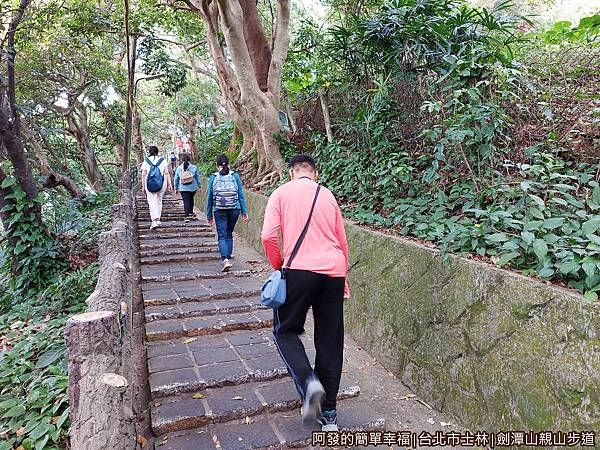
[320,409,338,432]
[222,259,233,272]
[150,221,158,230]
[301,378,325,425]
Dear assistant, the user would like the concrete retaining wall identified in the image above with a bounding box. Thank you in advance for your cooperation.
[230,187,600,432]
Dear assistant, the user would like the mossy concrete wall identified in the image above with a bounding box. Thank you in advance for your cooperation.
[201,186,600,432]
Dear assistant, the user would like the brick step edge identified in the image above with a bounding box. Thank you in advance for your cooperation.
[143,288,262,307]
[141,270,255,283]
[150,367,289,399]
[140,254,222,265]
[145,318,273,341]
[140,241,217,250]
[140,247,219,257]
[151,385,361,436]
[137,225,211,232]
[159,399,386,450]
[139,231,215,239]
[145,301,266,322]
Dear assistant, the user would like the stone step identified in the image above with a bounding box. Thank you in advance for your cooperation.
[147,329,291,398]
[140,252,222,265]
[139,230,215,240]
[139,237,216,250]
[145,295,265,322]
[145,309,273,341]
[141,274,262,301]
[140,246,219,258]
[141,269,254,283]
[151,378,361,436]
[137,223,210,233]
[157,398,385,449]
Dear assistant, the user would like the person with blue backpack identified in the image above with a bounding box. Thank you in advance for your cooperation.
[141,145,172,229]
[205,155,248,272]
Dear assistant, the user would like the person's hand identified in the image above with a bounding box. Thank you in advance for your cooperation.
[242,214,249,222]
[208,218,214,226]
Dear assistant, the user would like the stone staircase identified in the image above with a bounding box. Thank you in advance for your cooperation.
[136,193,384,449]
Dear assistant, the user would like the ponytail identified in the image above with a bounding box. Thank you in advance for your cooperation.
[216,154,230,175]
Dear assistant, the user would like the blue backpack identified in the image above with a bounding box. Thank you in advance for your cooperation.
[146,157,165,193]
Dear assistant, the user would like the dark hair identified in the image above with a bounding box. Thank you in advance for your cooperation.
[216,154,230,175]
[148,145,159,156]
[288,153,316,171]
[182,154,190,170]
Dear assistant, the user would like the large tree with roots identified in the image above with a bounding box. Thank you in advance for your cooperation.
[181,0,290,186]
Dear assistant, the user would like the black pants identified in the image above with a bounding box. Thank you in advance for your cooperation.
[180,191,196,216]
[273,269,345,410]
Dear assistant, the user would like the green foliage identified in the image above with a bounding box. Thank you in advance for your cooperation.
[0,264,98,450]
[282,0,600,298]
[138,38,188,96]
[543,14,600,44]
[0,177,64,295]
[196,122,236,176]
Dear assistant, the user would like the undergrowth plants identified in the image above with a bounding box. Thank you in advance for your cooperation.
[0,186,114,449]
[287,1,600,298]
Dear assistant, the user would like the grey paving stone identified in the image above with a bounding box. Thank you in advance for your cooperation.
[147,341,188,358]
[178,301,219,318]
[212,297,252,311]
[204,384,263,420]
[213,417,280,450]
[257,380,300,410]
[253,308,275,322]
[157,429,215,450]
[152,397,209,434]
[197,360,249,385]
[193,346,239,366]
[187,335,230,351]
[149,368,202,397]
[229,276,265,293]
[227,330,271,347]
[184,316,223,335]
[246,354,287,376]
[203,279,243,297]
[146,320,186,340]
[145,305,180,321]
[235,342,277,359]
[148,353,194,373]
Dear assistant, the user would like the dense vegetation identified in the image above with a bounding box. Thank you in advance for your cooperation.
[267,1,600,297]
[0,0,598,448]
[0,192,115,450]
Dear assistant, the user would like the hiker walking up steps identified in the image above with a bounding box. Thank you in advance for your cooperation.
[174,155,201,223]
[261,154,350,432]
[205,154,248,272]
[141,145,172,230]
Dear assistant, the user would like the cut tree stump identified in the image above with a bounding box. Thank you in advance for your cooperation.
[65,311,135,450]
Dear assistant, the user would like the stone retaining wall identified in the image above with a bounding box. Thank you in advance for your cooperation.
[65,171,141,450]
[229,187,600,433]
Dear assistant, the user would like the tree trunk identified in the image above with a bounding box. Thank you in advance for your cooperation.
[123,32,138,172]
[0,106,43,224]
[239,0,272,92]
[319,88,334,143]
[132,102,143,165]
[227,126,241,154]
[66,101,103,192]
[185,116,200,162]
